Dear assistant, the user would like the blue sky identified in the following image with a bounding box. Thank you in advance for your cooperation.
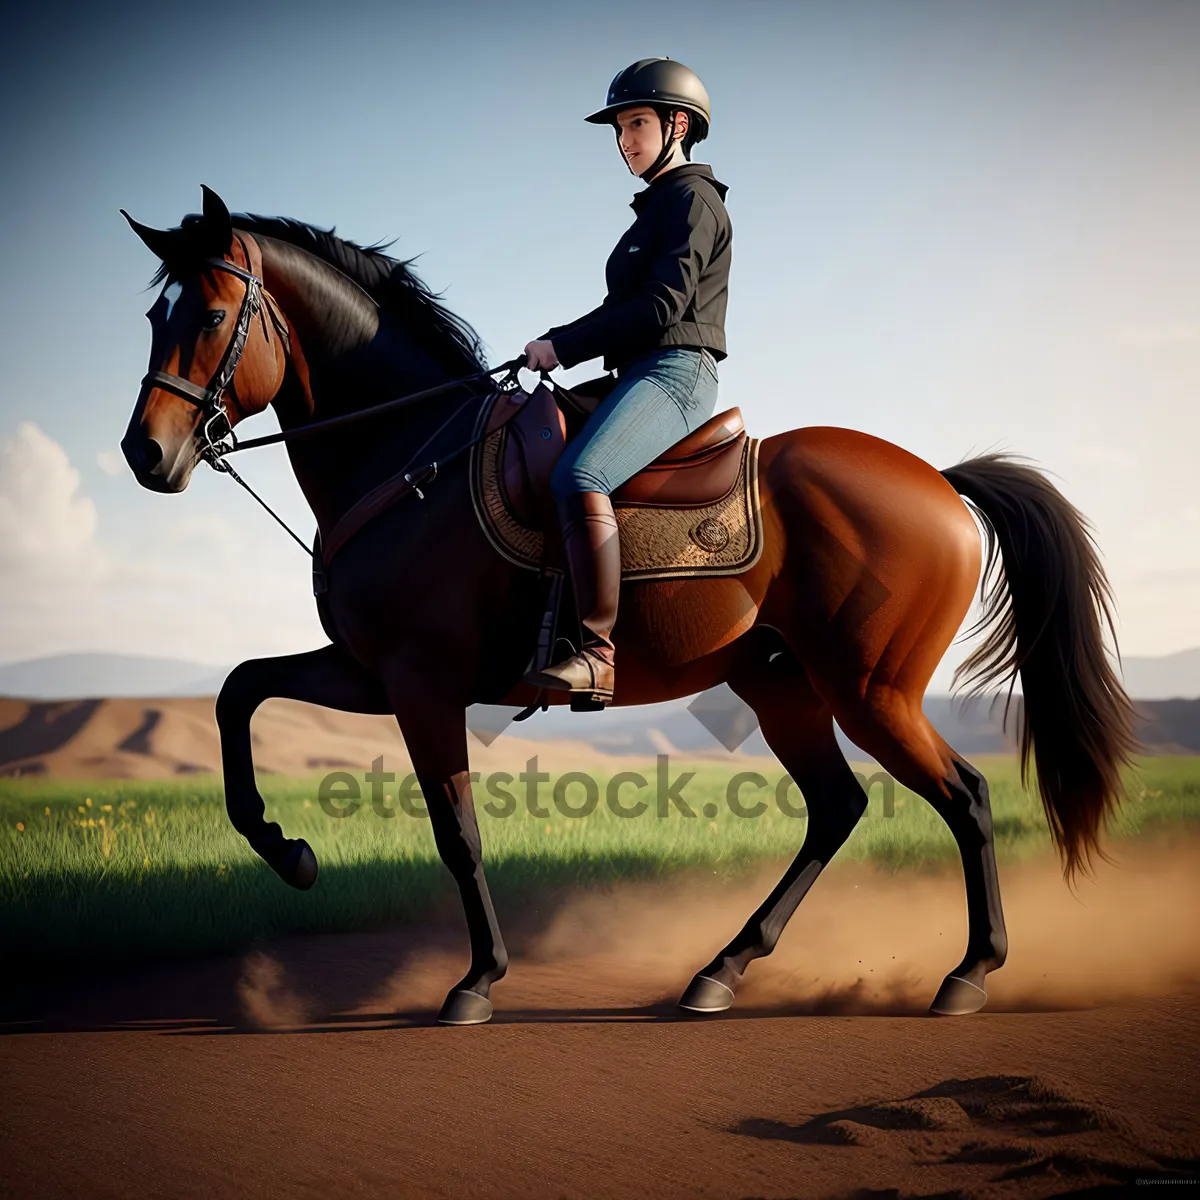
[1,0,1197,677]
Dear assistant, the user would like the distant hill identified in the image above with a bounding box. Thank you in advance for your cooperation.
[1119,648,1200,700]
[1,691,1196,780]
[1,648,1197,777]
[486,693,1015,758]
[492,691,1198,759]
[0,696,751,781]
[2,648,1197,701]
[0,653,231,700]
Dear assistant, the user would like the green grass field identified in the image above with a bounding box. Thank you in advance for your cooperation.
[3,755,1198,971]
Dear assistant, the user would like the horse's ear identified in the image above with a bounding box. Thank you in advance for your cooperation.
[121,209,183,263]
[200,185,233,256]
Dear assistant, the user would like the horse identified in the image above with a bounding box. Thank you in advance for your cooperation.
[120,186,1139,1026]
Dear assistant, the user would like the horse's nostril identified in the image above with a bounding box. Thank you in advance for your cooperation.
[144,439,164,472]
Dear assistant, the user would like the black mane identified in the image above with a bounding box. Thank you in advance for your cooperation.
[161,211,489,378]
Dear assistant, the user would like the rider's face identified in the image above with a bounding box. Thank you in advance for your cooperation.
[616,106,687,174]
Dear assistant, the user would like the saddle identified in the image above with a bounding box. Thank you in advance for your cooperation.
[466,374,765,717]
[484,375,748,529]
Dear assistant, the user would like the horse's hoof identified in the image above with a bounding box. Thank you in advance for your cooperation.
[678,974,735,1014]
[437,989,494,1026]
[929,974,987,1016]
[272,838,319,891]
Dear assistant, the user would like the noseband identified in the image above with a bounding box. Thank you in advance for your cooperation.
[140,245,270,462]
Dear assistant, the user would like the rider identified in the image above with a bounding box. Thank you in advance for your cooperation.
[522,56,732,709]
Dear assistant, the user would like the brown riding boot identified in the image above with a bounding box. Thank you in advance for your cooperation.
[523,489,620,709]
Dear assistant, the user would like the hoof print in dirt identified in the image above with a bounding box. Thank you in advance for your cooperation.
[729,1074,1193,1191]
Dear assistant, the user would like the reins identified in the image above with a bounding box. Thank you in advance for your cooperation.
[208,356,530,562]
[146,247,541,563]
[220,356,527,454]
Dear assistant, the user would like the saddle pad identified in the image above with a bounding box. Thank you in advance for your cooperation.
[468,394,765,582]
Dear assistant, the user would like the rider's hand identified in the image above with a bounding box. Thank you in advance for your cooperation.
[524,339,560,372]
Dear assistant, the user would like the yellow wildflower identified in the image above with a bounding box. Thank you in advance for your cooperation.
[85,798,92,807]
[16,822,24,832]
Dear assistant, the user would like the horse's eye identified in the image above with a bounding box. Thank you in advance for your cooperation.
[203,309,226,330]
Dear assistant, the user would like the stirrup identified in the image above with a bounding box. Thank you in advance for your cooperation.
[514,568,564,721]
[569,689,612,713]
[523,648,614,710]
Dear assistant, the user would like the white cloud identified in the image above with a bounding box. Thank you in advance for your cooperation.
[0,423,325,663]
[96,449,124,476]
[0,421,104,579]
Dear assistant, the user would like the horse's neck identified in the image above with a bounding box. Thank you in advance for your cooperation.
[258,240,466,536]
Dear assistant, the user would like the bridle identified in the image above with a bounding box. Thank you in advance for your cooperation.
[140,236,283,465]
[136,236,532,559]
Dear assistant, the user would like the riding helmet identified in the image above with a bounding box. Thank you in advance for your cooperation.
[585,57,711,141]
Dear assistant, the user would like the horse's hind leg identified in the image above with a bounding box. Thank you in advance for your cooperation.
[833,690,1008,1015]
[679,653,868,1013]
[216,644,392,889]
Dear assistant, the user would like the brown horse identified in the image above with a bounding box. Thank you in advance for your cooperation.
[121,187,1138,1025]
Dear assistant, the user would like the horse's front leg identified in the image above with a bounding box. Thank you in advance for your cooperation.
[215,644,391,888]
[382,660,508,1026]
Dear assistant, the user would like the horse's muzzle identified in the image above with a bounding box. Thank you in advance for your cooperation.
[121,429,193,493]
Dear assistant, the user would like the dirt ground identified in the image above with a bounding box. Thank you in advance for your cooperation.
[3,834,1199,1198]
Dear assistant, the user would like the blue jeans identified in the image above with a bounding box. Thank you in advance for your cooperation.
[551,347,720,498]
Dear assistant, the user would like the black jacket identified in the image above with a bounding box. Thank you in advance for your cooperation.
[542,162,731,373]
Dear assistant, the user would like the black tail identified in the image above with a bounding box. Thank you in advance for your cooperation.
[941,453,1140,883]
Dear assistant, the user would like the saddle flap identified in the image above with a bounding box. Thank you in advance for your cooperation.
[500,382,567,527]
[553,373,618,420]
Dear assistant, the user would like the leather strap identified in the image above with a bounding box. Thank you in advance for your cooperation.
[142,244,265,457]
[322,463,439,565]
[320,389,531,567]
[141,369,212,408]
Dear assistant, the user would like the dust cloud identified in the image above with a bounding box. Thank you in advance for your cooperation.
[358,832,1200,1020]
[236,950,313,1028]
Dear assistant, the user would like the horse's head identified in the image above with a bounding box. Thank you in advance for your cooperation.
[120,186,289,492]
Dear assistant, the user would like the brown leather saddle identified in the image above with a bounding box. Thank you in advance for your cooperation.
[483,374,747,530]
[468,374,759,718]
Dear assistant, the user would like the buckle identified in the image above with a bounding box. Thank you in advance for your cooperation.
[200,404,237,467]
[403,461,438,500]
